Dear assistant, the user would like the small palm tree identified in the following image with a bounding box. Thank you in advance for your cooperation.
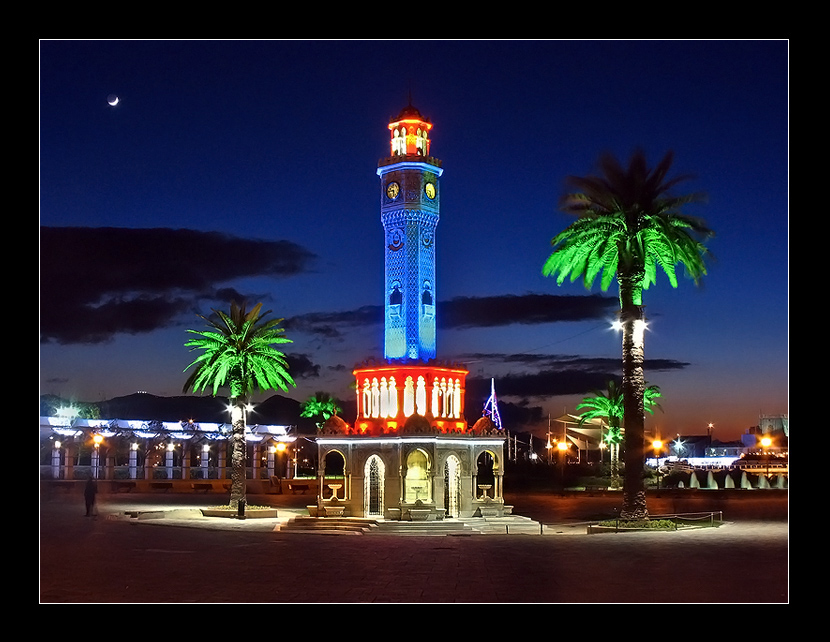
[543,150,711,519]
[300,391,342,429]
[577,381,624,487]
[183,301,295,508]
[577,381,662,489]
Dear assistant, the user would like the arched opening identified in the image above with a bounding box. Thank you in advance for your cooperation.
[476,450,496,498]
[405,448,431,503]
[364,455,385,517]
[444,454,461,518]
[389,284,402,306]
[323,450,346,499]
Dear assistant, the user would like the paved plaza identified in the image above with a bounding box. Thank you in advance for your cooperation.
[39,489,788,603]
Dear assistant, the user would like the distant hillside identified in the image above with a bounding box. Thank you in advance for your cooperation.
[40,393,319,433]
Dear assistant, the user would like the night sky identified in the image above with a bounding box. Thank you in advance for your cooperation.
[39,40,788,442]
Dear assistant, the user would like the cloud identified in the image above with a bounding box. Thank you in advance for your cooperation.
[285,353,321,379]
[462,354,689,431]
[439,293,617,329]
[286,293,618,340]
[284,305,381,340]
[40,227,316,344]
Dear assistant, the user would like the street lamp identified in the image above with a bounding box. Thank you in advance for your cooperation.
[760,435,773,479]
[652,439,663,488]
[92,433,104,478]
[545,432,553,464]
[557,440,569,486]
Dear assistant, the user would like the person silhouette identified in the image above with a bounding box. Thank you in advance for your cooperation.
[84,476,98,517]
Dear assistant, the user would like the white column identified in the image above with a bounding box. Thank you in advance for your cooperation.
[91,445,100,479]
[52,442,61,479]
[267,446,275,478]
[129,443,138,479]
[165,443,174,479]
[201,445,210,478]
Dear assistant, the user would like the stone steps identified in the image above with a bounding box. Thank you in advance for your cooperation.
[466,515,543,535]
[276,514,542,536]
[276,516,379,535]
[372,519,479,536]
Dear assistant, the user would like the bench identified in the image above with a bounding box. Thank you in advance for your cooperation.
[53,481,76,493]
[114,481,136,492]
[288,483,310,494]
[150,482,174,491]
[191,482,212,493]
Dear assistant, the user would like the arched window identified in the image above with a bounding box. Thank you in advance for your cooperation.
[403,376,415,417]
[415,376,427,416]
[405,449,431,503]
[392,128,405,156]
[390,284,402,306]
[387,376,398,418]
[365,455,385,517]
[361,379,371,418]
[379,378,389,418]
[444,455,461,517]
[371,378,380,418]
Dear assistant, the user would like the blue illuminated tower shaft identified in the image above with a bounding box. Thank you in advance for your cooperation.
[379,158,442,362]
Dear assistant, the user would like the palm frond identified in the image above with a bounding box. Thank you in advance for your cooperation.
[182,300,295,398]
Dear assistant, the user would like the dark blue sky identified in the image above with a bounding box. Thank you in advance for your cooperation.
[39,40,788,441]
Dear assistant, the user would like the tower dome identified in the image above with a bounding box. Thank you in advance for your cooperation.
[470,415,497,434]
[393,102,430,124]
[320,414,349,435]
[402,412,435,435]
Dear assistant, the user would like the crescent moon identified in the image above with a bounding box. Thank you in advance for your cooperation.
[107,95,119,106]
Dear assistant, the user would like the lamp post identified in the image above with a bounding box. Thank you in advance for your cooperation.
[275,442,287,477]
[652,439,663,489]
[92,434,103,479]
[545,432,553,465]
[557,440,568,487]
[760,435,772,480]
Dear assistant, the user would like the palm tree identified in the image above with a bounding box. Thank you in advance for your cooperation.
[183,301,295,509]
[543,150,712,519]
[300,391,342,429]
[577,381,662,489]
[577,380,624,488]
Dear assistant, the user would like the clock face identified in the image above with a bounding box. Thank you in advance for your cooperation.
[386,182,400,200]
[424,182,436,199]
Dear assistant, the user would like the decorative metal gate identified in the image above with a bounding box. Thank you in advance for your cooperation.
[365,455,385,517]
[444,455,460,518]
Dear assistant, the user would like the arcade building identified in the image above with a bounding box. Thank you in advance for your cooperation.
[311,104,507,521]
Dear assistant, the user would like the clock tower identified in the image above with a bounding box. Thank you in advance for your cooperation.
[312,103,508,525]
[377,103,442,362]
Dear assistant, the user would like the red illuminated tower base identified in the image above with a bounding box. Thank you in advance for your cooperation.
[352,363,468,435]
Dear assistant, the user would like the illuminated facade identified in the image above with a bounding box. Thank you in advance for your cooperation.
[314,104,506,520]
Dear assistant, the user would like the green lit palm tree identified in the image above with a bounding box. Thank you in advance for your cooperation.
[544,150,712,518]
[300,391,342,429]
[183,301,295,509]
[578,381,663,489]
[577,380,624,488]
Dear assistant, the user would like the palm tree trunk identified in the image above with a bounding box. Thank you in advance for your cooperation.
[619,278,648,519]
[228,396,247,509]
